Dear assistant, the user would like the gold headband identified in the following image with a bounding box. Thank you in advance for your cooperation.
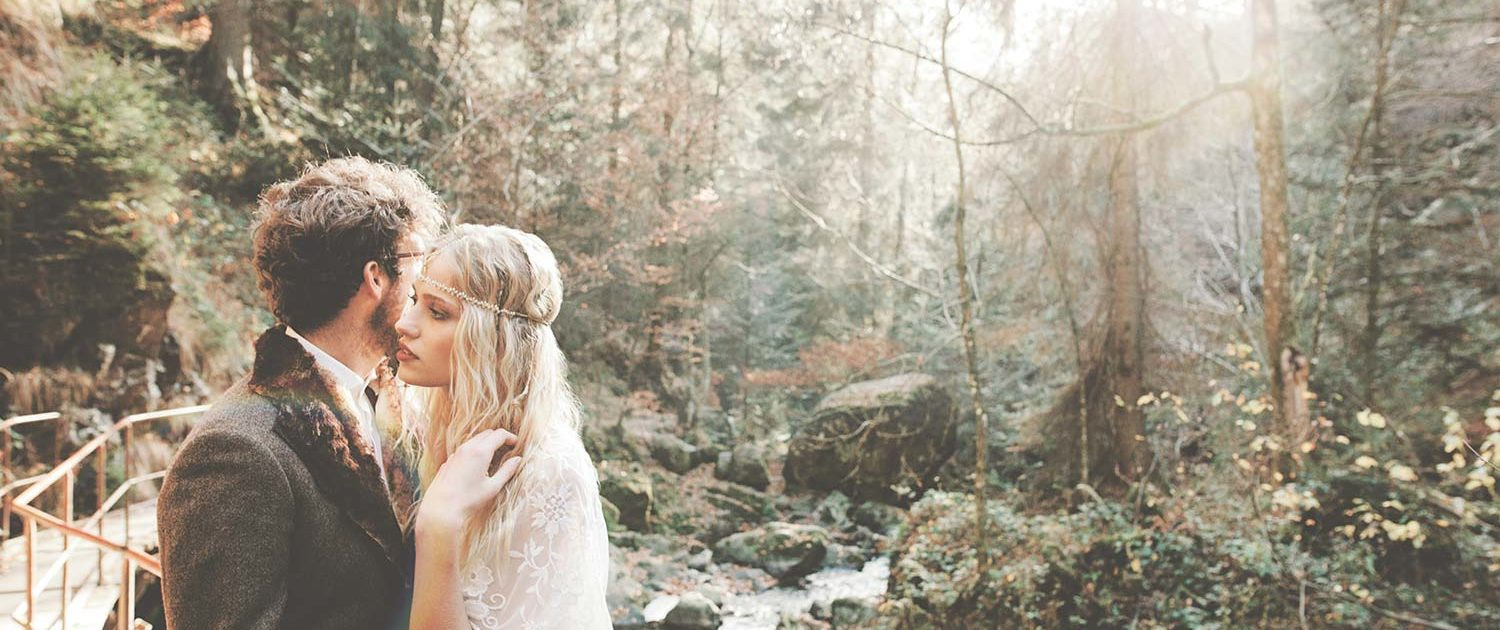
[418,272,549,325]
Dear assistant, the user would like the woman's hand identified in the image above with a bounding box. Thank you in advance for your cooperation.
[415,429,522,537]
[409,430,522,630]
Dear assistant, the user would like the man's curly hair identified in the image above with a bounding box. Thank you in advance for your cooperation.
[252,157,446,332]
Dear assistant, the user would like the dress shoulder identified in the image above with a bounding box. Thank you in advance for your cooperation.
[460,428,612,629]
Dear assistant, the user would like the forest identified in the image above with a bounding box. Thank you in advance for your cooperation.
[1,0,1497,627]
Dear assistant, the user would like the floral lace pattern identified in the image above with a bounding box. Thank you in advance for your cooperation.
[462,433,612,629]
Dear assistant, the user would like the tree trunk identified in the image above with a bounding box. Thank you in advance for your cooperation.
[414,0,446,122]
[939,1,990,573]
[1098,133,1146,486]
[1360,157,1387,406]
[1102,0,1145,487]
[1048,0,1147,493]
[657,17,681,208]
[1249,0,1309,447]
[335,0,361,99]
[202,0,271,134]
[857,1,876,251]
[609,0,625,174]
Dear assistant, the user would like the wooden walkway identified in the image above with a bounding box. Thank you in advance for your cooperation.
[0,498,157,630]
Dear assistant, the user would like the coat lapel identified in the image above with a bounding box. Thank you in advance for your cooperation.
[246,326,405,571]
[382,435,422,536]
[372,361,423,537]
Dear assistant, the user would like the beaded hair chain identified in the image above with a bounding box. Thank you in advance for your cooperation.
[418,272,549,325]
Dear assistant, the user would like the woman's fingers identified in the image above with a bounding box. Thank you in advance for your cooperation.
[416,429,524,534]
[461,429,516,457]
[485,456,522,493]
[452,429,519,477]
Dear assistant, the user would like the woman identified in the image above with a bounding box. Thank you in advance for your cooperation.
[390,223,611,628]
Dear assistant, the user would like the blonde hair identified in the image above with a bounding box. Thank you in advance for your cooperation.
[399,223,582,568]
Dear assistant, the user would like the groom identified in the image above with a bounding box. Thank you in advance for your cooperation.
[157,157,443,629]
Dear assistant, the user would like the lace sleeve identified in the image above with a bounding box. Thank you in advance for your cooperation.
[462,442,612,630]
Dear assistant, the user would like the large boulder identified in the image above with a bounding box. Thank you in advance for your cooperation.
[830,597,877,628]
[814,491,853,531]
[714,442,771,490]
[600,497,624,532]
[713,522,829,584]
[598,462,654,531]
[703,482,772,524]
[851,501,907,536]
[784,373,956,502]
[649,434,700,474]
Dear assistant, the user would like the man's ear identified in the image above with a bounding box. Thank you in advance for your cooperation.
[363,261,388,299]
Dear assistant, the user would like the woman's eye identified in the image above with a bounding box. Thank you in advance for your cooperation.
[430,308,447,321]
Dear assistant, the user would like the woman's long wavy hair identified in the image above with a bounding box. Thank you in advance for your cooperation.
[399,223,582,568]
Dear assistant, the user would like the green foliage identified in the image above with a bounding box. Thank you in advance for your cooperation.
[0,55,183,366]
[0,49,268,379]
[885,492,1297,628]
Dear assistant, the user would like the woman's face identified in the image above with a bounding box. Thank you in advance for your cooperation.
[394,253,459,387]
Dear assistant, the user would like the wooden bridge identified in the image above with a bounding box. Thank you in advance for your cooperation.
[1,407,208,630]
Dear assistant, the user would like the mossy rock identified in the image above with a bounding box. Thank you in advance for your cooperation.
[714,441,771,490]
[600,497,624,532]
[662,591,721,630]
[649,433,700,474]
[598,461,654,531]
[785,373,956,503]
[713,522,829,584]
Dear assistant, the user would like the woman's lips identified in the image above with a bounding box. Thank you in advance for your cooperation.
[397,346,418,362]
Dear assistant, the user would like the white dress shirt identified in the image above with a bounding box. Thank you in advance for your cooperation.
[285,327,386,479]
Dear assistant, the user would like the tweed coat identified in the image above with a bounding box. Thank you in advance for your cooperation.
[157,326,420,630]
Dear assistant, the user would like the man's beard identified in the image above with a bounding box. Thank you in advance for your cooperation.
[368,281,404,360]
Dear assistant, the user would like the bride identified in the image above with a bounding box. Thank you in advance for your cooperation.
[386,223,611,628]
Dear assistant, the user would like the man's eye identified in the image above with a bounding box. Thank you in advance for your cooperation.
[408,291,417,304]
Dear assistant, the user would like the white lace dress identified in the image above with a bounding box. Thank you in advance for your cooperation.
[461,433,612,629]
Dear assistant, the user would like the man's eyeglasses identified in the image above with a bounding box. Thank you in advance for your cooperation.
[386,251,426,272]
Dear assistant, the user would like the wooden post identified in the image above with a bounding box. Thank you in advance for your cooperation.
[25,517,35,628]
[97,447,107,584]
[124,424,132,544]
[62,469,73,628]
[117,558,136,630]
[2,429,11,541]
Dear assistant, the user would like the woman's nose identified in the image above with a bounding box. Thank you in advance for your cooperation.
[395,308,418,338]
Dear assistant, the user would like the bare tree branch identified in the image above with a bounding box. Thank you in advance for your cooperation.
[818,20,1248,145]
[772,177,946,302]
[1309,0,1406,357]
[817,20,1045,128]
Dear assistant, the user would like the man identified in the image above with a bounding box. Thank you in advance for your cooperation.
[157,157,444,629]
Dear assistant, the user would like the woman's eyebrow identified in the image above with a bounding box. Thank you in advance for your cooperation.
[416,286,457,310]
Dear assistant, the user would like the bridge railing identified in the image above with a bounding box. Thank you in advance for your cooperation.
[4,405,209,630]
[1,412,65,543]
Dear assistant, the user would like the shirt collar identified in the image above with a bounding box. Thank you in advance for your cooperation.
[284,326,376,396]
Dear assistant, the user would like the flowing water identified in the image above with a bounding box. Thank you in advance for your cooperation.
[717,556,890,629]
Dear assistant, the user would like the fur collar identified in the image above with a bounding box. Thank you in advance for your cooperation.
[247,325,409,571]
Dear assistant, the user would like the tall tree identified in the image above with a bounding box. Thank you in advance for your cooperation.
[1248,0,1311,451]
[939,0,990,572]
[1095,0,1147,489]
[202,0,271,134]
[1037,0,1149,492]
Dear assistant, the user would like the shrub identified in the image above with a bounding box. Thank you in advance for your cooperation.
[883,492,1297,628]
[0,55,180,367]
